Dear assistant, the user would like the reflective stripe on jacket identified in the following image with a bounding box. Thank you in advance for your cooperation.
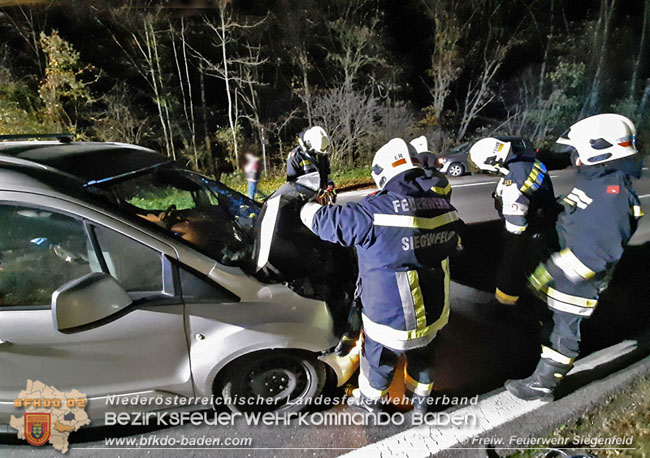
[495,159,555,234]
[310,169,460,350]
[287,147,320,181]
[540,162,642,317]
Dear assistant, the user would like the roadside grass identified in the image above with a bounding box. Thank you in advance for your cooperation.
[221,165,373,200]
[510,375,650,458]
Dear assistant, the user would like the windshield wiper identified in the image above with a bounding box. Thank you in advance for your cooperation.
[83,162,172,188]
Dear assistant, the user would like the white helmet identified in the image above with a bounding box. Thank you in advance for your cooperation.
[371,138,421,189]
[468,137,511,174]
[303,126,330,154]
[409,135,432,154]
[556,113,637,166]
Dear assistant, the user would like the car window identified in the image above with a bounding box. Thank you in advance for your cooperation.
[92,226,164,293]
[0,205,98,307]
[93,165,259,270]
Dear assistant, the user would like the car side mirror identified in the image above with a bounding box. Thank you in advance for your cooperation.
[52,272,132,334]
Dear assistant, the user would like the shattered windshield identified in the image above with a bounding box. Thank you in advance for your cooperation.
[91,164,260,268]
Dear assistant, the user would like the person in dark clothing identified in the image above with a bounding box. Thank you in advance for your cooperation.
[410,135,438,171]
[300,138,461,414]
[286,126,330,181]
[468,137,557,313]
[506,113,643,401]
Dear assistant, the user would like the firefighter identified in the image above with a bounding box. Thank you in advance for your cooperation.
[410,135,438,171]
[287,126,336,204]
[286,126,330,181]
[505,113,644,401]
[468,137,556,313]
[300,138,461,413]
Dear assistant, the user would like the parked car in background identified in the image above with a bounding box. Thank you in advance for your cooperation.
[435,142,472,177]
[435,136,538,177]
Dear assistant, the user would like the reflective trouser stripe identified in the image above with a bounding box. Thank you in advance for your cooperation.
[541,345,575,365]
[541,285,598,317]
[432,184,451,196]
[495,288,519,305]
[373,211,459,230]
[362,259,450,351]
[551,248,596,282]
[404,369,434,397]
[358,367,388,400]
[632,205,644,217]
[395,270,427,330]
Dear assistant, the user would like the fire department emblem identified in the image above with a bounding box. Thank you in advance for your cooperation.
[24,413,51,446]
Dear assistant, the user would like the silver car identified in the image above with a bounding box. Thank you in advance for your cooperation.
[435,142,472,177]
[0,139,356,426]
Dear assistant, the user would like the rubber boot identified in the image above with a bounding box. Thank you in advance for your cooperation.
[347,388,384,414]
[410,394,429,416]
[504,358,572,402]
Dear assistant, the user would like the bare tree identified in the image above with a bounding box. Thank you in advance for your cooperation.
[582,0,617,116]
[421,0,465,124]
[455,0,522,141]
[170,16,199,169]
[279,0,318,124]
[457,33,513,141]
[630,0,649,100]
[327,0,384,92]
[325,0,384,166]
[192,1,266,168]
[312,87,380,165]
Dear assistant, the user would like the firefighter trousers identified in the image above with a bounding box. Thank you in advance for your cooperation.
[541,309,584,361]
[359,334,435,399]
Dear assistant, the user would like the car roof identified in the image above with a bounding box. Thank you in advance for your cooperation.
[0,141,169,185]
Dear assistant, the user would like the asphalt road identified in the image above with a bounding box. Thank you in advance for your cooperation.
[2,167,650,457]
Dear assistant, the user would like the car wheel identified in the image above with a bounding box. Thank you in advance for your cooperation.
[217,350,327,413]
[447,162,465,177]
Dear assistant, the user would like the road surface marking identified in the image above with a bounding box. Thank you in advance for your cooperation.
[342,339,642,458]
[639,194,650,199]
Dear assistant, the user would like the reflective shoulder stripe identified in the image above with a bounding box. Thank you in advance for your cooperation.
[299,160,312,168]
[520,168,541,194]
[562,197,576,207]
[551,248,596,282]
[432,183,451,196]
[373,211,459,230]
[540,285,598,317]
[566,188,593,209]
[571,188,593,204]
[632,205,644,218]
[541,345,575,365]
[404,369,434,396]
[505,220,527,234]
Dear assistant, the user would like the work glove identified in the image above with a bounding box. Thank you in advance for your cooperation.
[316,185,337,206]
[335,334,358,357]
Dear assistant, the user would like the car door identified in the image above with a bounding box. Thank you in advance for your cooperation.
[0,195,192,423]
